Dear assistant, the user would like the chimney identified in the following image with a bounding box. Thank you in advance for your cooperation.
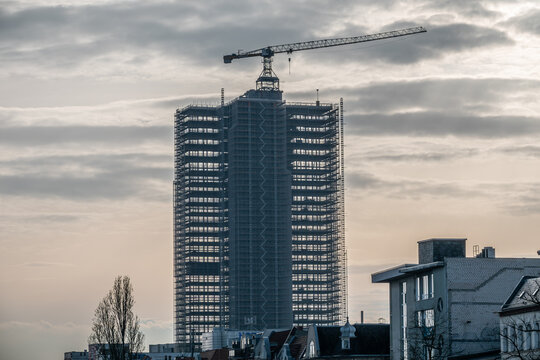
[418,238,466,264]
[476,246,496,258]
[360,311,364,324]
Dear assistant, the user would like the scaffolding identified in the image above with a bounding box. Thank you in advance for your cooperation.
[174,89,346,349]
[174,105,229,348]
[287,102,346,326]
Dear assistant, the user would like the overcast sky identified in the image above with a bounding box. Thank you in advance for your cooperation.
[1,0,540,359]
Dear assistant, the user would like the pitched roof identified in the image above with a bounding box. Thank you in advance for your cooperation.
[316,324,389,357]
[200,348,228,360]
[500,276,540,314]
[287,327,308,359]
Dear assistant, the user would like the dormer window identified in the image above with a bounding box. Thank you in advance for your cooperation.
[342,337,350,350]
[309,340,316,358]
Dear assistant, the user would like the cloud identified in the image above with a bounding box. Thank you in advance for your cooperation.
[346,170,477,199]
[0,153,172,200]
[372,22,513,64]
[357,148,479,162]
[346,112,540,138]
[347,170,540,216]
[289,77,540,116]
[0,125,171,145]
[421,0,500,19]
[501,183,540,216]
[505,9,540,36]
[0,1,350,73]
[498,145,540,158]
[0,1,516,78]
[310,22,514,65]
[21,261,74,267]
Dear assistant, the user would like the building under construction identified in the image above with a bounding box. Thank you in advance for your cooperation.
[174,69,346,348]
[174,26,427,349]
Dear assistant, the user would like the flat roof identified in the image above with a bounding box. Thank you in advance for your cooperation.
[417,238,467,244]
[371,262,444,283]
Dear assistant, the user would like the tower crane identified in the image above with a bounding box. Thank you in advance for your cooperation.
[223,26,426,90]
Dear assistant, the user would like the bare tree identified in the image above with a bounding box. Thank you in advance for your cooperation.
[89,276,145,360]
[499,317,540,360]
[406,313,452,360]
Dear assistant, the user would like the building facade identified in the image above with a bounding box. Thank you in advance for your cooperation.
[174,72,346,347]
[304,322,390,359]
[499,276,540,359]
[372,238,540,360]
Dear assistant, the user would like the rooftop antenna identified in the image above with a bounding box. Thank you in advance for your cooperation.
[473,245,480,257]
[316,89,320,106]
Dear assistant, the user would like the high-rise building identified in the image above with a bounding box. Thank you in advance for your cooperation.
[174,68,346,348]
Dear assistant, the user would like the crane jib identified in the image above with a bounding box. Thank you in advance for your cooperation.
[223,26,426,63]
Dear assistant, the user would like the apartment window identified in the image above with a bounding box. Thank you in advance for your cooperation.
[416,274,434,301]
[417,309,435,328]
[401,281,408,360]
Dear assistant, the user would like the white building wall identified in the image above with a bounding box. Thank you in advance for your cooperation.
[500,310,540,359]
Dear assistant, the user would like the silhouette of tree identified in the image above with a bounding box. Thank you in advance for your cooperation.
[89,276,145,360]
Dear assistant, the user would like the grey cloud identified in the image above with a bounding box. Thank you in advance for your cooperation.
[0,125,171,145]
[0,153,172,200]
[502,184,540,216]
[498,145,540,158]
[348,170,540,216]
[370,23,513,64]
[346,112,540,138]
[421,0,500,19]
[347,170,479,199]
[0,1,514,72]
[21,262,73,267]
[0,1,348,69]
[290,78,540,114]
[308,22,513,66]
[357,148,479,162]
[346,171,382,190]
[505,9,540,36]
[26,214,80,223]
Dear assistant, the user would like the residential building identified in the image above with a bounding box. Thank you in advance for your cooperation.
[201,328,260,352]
[145,343,196,360]
[64,351,88,360]
[499,276,540,359]
[372,238,540,360]
[303,321,390,359]
[174,71,346,347]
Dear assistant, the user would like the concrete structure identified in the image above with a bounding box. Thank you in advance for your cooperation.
[174,71,346,347]
[64,350,88,360]
[372,238,540,360]
[145,343,196,360]
[303,322,390,359]
[499,276,540,359]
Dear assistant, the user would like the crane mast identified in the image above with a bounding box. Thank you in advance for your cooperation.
[223,26,426,90]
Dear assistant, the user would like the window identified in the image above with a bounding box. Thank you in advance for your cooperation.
[401,282,408,360]
[501,327,508,352]
[309,341,316,358]
[416,274,434,301]
[416,309,435,328]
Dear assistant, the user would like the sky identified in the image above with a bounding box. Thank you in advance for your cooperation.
[1,0,539,359]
